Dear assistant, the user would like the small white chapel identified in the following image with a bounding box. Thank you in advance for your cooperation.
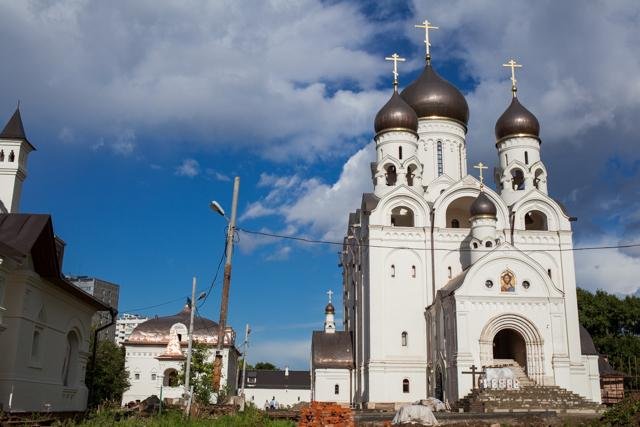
[319,20,603,409]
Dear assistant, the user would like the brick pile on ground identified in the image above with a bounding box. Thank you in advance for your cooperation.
[299,402,354,426]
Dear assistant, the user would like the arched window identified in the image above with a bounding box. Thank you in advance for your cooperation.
[62,331,79,386]
[385,165,397,186]
[547,269,552,278]
[445,197,475,229]
[401,331,408,346]
[447,266,452,279]
[505,153,509,163]
[473,242,478,249]
[398,146,403,160]
[511,169,525,190]
[451,219,460,228]
[406,165,416,186]
[31,330,41,360]
[163,368,179,387]
[411,265,416,278]
[151,372,157,381]
[437,141,443,176]
[8,150,15,162]
[524,151,529,165]
[402,379,410,393]
[485,241,493,248]
[524,210,548,231]
[334,384,340,395]
[0,150,4,162]
[390,265,395,278]
[391,206,414,227]
[533,169,544,190]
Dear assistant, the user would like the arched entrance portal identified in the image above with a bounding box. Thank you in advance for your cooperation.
[493,329,527,372]
[479,314,545,384]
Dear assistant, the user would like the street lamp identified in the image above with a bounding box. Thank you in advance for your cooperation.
[210,177,240,394]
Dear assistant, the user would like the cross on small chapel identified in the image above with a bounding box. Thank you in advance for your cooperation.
[502,58,523,97]
[462,364,481,390]
[327,289,333,304]
[385,53,406,89]
[415,19,439,61]
[473,162,488,187]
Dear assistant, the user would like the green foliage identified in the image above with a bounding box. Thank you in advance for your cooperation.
[179,342,213,404]
[254,362,277,370]
[597,395,640,427]
[56,407,295,426]
[577,288,640,389]
[85,338,129,408]
[236,358,254,370]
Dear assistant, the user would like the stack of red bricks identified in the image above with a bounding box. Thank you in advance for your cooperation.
[298,402,354,426]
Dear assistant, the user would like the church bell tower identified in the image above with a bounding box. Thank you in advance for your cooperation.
[0,107,35,213]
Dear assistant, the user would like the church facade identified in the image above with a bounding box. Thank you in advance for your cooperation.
[335,24,601,408]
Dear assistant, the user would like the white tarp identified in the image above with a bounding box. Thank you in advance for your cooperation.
[392,404,439,425]
[481,367,520,390]
[418,397,447,412]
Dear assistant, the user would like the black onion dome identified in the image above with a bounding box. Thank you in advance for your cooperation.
[374,91,418,134]
[400,64,469,125]
[470,192,497,217]
[495,97,540,140]
[325,303,335,314]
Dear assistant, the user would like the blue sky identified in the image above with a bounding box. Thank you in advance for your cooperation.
[3,0,640,369]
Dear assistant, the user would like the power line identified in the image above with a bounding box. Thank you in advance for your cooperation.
[123,295,189,313]
[237,227,640,253]
[198,245,226,308]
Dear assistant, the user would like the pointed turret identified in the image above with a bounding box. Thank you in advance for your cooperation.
[0,106,35,213]
[0,108,28,141]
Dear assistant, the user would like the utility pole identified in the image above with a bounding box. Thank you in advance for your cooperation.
[240,323,251,397]
[184,276,196,415]
[213,177,240,392]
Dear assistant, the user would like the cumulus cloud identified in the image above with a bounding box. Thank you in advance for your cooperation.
[240,144,375,242]
[175,158,200,177]
[0,0,390,160]
[575,235,640,295]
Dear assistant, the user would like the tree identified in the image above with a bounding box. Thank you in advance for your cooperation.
[85,338,129,407]
[577,288,640,389]
[237,358,254,370]
[180,342,213,404]
[254,362,277,370]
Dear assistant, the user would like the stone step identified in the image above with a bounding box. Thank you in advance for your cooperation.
[452,384,605,414]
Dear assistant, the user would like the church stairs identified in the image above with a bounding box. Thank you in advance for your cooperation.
[452,360,604,414]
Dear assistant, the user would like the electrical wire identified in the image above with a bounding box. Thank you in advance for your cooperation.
[237,226,640,253]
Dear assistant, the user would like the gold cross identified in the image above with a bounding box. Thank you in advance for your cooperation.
[327,289,333,304]
[385,53,406,89]
[502,58,523,97]
[473,162,489,187]
[415,19,439,61]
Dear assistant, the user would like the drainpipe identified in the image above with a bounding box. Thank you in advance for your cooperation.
[88,307,117,406]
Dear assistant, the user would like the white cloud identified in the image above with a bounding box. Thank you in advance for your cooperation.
[175,158,200,178]
[575,235,640,295]
[240,144,375,243]
[111,128,136,156]
[265,246,292,261]
[0,0,390,160]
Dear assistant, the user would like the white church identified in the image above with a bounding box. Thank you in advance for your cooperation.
[312,21,602,409]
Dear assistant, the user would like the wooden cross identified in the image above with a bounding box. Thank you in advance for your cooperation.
[326,289,333,304]
[502,58,523,96]
[462,364,481,390]
[415,19,439,60]
[473,162,488,187]
[385,53,406,89]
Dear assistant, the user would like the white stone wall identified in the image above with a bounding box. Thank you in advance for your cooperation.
[313,368,351,404]
[0,259,96,412]
[121,345,236,405]
[244,387,310,409]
